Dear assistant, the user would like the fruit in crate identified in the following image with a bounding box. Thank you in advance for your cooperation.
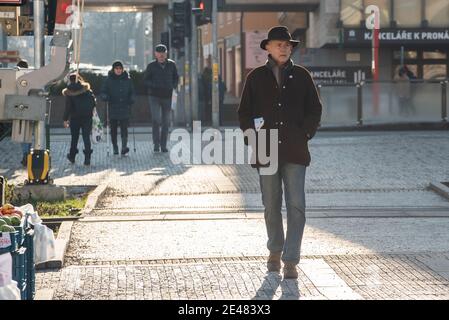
[0,219,6,227]
[1,204,14,210]
[0,205,23,218]
[0,225,15,232]
[9,216,21,226]
[0,216,11,225]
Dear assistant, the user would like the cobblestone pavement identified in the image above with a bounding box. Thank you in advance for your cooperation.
[2,130,449,197]
[32,215,449,300]
[63,217,449,263]
[35,254,449,300]
[3,129,449,300]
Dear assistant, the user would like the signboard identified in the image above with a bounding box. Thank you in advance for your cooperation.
[0,50,19,63]
[128,39,135,57]
[344,28,449,45]
[245,31,267,69]
[307,66,372,85]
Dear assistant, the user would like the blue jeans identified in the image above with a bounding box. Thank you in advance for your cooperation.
[149,96,171,149]
[259,162,306,265]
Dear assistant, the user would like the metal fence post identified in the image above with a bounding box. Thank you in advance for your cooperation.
[442,80,447,122]
[357,82,363,126]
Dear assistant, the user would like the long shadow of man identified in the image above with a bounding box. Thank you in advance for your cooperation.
[252,273,300,300]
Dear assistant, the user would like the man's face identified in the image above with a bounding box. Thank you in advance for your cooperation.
[155,51,167,62]
[266,40,292,65]
[114,66,123,76]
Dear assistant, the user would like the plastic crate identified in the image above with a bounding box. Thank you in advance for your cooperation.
[11,246,27,300]
[0,230,20,254]
[23,229,35,300]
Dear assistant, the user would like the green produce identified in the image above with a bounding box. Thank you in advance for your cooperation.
[0,216,11,225]
[0,225,15,232]
[9,216,21,226]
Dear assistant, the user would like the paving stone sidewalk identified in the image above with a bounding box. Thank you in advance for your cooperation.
[35,254,449,300]
[3,130,449,300]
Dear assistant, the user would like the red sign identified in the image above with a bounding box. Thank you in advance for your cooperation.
[55,0,75,29]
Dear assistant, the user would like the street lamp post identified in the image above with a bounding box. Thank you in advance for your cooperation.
[366,5,380,116]
[211,0,219,128]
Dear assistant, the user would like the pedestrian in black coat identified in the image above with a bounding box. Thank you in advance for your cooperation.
[63,73,96,165]
[238,26,322,279]
[100,61,136,155]
[144,44,179,153]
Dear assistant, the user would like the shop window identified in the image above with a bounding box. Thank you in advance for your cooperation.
[364,0,391,27]
[423,64,447,80]
[426,0,449,27]
[393,65,418,79]
[423,50,447,60]
[394,0,421,27]
[341,0,363,27]
[393,50,418,60]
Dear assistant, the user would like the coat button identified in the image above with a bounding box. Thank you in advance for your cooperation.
[278,103,281,106]
[280,122,283,125]
[278,141,282,144]
[283,86,286,89]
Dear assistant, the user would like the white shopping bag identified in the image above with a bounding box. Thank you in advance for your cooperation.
[19,204,56,264]
[171,90,178,111]
[0,253,20,300]
[91,107,105,144]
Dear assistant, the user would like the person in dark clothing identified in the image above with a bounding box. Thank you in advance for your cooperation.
[201,64,212,124]
[100,61,135,156]
[144,44,179,153]
[238,26,322,279]
[63,73,96,165]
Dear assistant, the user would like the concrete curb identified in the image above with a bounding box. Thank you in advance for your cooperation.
[35,221,73,270]
[79,184,109,216]
[34,184,108,271]
[429,181,449,200]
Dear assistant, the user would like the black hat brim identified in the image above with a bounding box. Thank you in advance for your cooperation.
[260,39,300,50]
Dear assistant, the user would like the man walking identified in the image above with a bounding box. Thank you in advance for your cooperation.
[100,61,135,156]
[144,44,179,153]
[238,26,322,279]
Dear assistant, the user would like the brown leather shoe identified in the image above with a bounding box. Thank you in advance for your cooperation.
[283,262,298,279]
[267,251,282,272]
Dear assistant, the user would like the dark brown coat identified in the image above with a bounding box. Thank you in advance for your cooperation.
[237,59,322,167]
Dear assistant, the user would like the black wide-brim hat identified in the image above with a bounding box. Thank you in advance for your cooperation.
[260,26,300,50]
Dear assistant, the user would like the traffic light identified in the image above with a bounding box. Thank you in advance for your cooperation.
[171,0,191,49]
[194,0,212,26]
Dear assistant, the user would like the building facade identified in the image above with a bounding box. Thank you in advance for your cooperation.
[286,0,449,82]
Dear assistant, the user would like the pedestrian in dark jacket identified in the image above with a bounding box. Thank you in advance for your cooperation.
[144,44,179,153]
[100,61,135,155]
[238,26,322,279]
[63,73,96,165]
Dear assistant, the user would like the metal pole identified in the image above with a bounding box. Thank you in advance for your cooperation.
[184,36,191,126]
[211,0,220,128]
[168,0,173,60]
[191,0,199,121]
[357,83,363,126]
[0,25,6,67]
[442,81,447,122]
[34,0,46,150]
